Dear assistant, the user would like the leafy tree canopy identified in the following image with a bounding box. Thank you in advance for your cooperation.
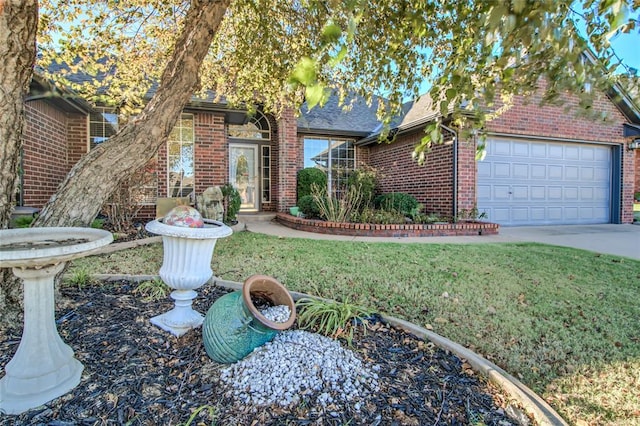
[38,0,640,159]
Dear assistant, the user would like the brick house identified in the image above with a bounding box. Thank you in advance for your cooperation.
[18,75,640,226]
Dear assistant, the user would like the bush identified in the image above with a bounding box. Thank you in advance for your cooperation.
[347,165,379,209]
[297,168,327,201]
[102,163,156,233]
[352,207,405,224]
[221,183,241,224]
[297,195,322,218]
[312,183,362,223]
[374,192,419,216]
[12,215,35,228]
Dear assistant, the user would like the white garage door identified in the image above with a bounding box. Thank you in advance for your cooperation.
[477,137,612,226]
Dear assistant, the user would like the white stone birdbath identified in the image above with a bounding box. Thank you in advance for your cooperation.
[0,227,113,415]
[145,218,232,337]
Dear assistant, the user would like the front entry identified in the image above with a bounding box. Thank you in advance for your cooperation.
[230,144,259,211]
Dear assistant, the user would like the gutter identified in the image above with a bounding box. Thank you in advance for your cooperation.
[440,123,458,220]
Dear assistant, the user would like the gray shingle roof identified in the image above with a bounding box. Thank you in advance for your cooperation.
[297,93,385,136]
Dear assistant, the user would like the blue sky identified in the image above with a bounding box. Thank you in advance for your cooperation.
[609,29,640,72]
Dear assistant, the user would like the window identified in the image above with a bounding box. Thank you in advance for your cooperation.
[89,107,118,149]
[304,137,355,197]
[167,115,195,199]
[262,145,271,203]
[229,113,271,140]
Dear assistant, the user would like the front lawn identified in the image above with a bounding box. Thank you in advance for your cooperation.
[71,231,640,425]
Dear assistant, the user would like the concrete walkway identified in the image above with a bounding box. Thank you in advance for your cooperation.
[236,215,640,260]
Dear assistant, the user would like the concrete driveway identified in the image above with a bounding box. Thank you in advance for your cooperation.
[497,224,640,260]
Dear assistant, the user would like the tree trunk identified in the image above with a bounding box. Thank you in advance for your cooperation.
[0,0,229,327]
[35,0,230,227]
[0,1,39,326]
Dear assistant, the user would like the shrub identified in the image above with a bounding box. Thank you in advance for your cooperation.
[297,168,327,201]
[13,215,35,228]
[352,207,405,224]
[102,163,156,233]
[374,192,419,216]
[221,183,241,224]
[412,212,447,224]
[347,165,379,209]
[311,183,362,223]
[297,195,322,219]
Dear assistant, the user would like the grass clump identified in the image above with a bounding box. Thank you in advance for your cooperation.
[133,278,170,302]
[66,268,93,289]
[296,297,372,345]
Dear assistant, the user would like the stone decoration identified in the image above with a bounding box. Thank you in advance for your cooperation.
[0,227,113,415]
[163,205,205,228]
[196,186,225,222]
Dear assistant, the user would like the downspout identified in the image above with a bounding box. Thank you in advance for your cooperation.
[440,123,458,220]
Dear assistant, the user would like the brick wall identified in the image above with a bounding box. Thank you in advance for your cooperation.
[22,100,88,208]
[194,112,227,194]
[635,150,640,197]
[277,108,299,212]
[366,134,456,219]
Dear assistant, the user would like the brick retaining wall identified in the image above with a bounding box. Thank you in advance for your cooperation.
[276,213,499,237]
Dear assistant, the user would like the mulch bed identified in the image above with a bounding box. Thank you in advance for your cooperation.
[0,282,531,425]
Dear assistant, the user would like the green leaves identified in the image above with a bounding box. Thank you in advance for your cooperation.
[289,57,331,109]
[296,297,372,345]
[290,57,317,87]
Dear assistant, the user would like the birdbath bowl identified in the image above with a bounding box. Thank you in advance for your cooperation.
[0,227,113,415]
[145,218,232,337]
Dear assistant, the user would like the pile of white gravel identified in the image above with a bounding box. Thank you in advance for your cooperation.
[259,305,291,323]
[219,329,380,410]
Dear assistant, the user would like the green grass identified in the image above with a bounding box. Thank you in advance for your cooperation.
[71,231,640,425]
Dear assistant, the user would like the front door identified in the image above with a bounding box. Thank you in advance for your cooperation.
[230,144,259,211]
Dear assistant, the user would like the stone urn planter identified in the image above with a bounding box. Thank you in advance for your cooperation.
[145,216,232,337]
[202,275,296,363]
[0,227,113,415]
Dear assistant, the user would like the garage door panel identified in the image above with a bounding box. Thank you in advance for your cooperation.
[477,162,491,178]
[494,163,510,177]
[531,208,546,220]
[494,140,511,155]
[565,166,579,180]
[513,142,529,156]
[548,187,563,200]
[580,147,595,160]
[531,164,546,178]
[548,208,563,220]
[564,187,579,200]
[494,185,511,199]
[549,145,564,158]
[512,186,528,199]
[477,138,611,226]
[581,167,594,180]
[513,163,528,178]
[531,186,545,199]
[566,146,580,160]
[549,165,563,179]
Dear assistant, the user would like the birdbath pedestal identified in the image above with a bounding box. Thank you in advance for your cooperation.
[145,218,232,337]
[0,227,113,415]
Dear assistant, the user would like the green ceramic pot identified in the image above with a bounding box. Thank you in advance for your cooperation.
[202,275,296,363]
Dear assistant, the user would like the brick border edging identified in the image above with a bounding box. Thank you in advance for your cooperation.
[85,274,565,425]
[276,213,499,237]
